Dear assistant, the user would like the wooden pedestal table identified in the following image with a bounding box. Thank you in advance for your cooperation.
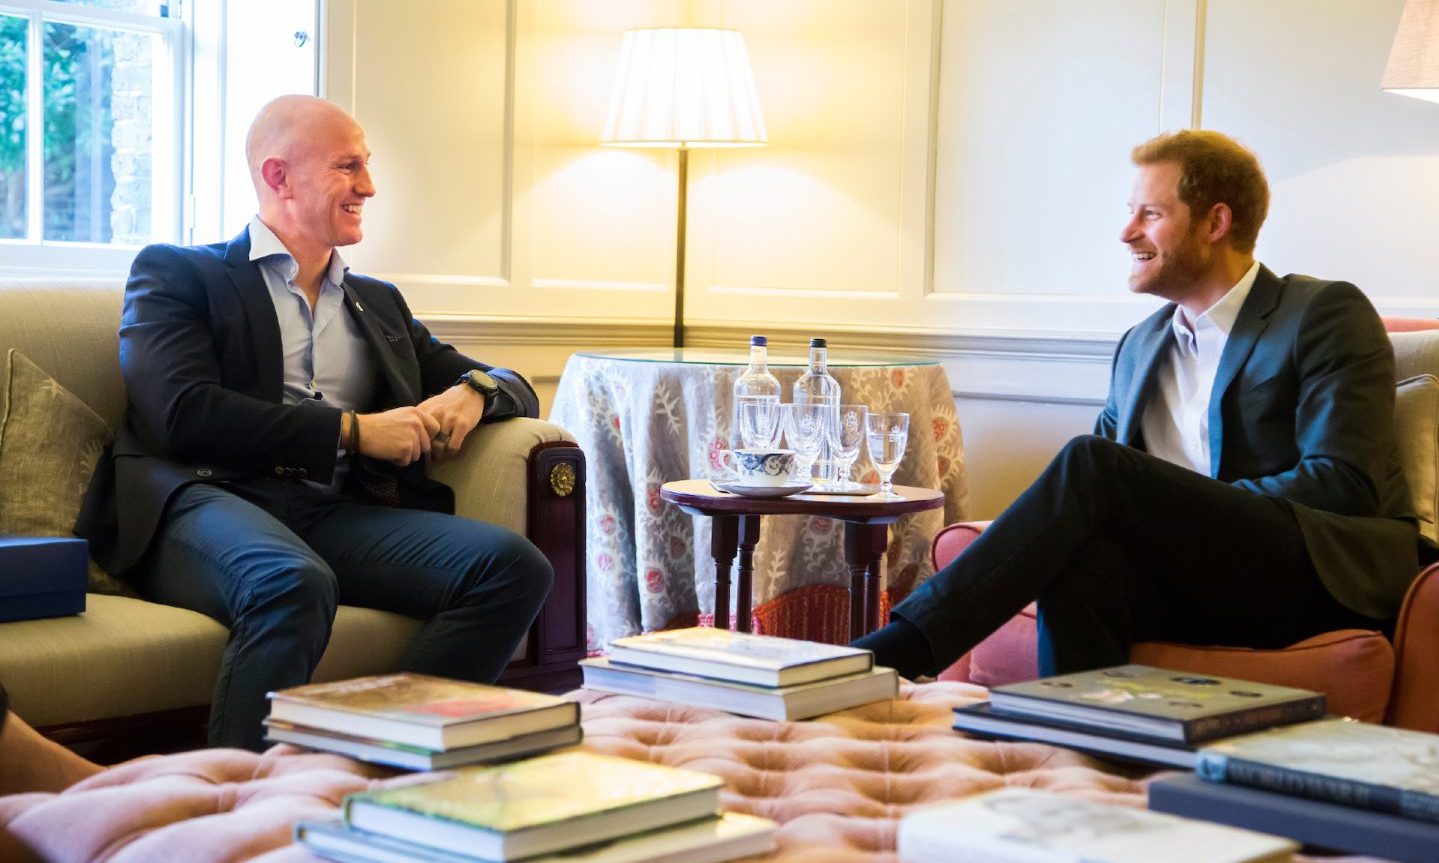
[660,480,944,640]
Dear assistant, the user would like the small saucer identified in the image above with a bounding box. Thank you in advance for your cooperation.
[712,480,814,498]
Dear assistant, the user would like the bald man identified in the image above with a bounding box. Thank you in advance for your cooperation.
[75,96,554,750]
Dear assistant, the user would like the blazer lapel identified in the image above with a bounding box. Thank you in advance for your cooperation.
[341,277,420,406]
[1118,316,1175,446]
[223,229,285,403]
[1206,265,1282,477]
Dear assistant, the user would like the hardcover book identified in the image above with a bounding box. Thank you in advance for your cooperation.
[988,664,1324,744]
[1150,773,1439,863]
[1196,716,1439,823]
[952,702,1198,769]
[297,811,777,863]
[897,787,1295,863]
[606,627,872,687]
[0,535,87,622]
[580,656,897,720]
[342,751,724,861]
[264,719,582,771]
[267,673,579,751]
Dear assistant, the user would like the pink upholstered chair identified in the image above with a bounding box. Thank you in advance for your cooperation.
[933,318,1439,732]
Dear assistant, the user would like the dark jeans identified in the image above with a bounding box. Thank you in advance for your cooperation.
[892,435,1382,676]
[129,479,553,750]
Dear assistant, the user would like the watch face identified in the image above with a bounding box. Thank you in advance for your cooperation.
[468,369,498,391]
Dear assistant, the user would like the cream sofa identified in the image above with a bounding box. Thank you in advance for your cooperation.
[0,279,587,753]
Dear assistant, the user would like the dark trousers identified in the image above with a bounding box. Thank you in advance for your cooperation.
[891,435,1382,676]
[129,478,553,750]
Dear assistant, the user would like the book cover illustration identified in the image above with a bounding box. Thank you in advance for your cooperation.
[1198,717,1439,817]
[609,627,869,670]
[899,788,1294,863]
[993,665,1323,724]
[271,673,568,725]
[345,751,723,834]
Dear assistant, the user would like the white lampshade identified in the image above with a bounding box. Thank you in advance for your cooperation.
[1383,0,1439,104]
[602,28,767,148]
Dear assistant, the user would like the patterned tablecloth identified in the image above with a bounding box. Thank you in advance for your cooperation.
[549,349,969,652]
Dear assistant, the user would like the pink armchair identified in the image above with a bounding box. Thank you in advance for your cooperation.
[932,318,1439,732]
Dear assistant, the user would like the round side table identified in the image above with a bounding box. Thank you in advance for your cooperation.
[661,480,944,641]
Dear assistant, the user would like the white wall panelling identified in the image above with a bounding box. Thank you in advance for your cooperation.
[318,0,1439,511]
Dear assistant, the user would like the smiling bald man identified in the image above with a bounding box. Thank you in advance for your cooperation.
[76,96,553,751]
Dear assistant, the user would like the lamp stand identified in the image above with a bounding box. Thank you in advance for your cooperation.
[673,147,689,348]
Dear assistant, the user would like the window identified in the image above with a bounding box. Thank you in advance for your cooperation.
[0,0,182,272]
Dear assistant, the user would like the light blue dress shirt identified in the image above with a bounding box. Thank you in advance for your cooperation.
[249,216,378,492]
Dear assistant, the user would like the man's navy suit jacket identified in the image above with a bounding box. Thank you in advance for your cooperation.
[76,229,537,577]
[1096,265,1417,619]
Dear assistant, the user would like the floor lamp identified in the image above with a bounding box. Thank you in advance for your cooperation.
[1384,0,1439,103]
[601,28,767,348]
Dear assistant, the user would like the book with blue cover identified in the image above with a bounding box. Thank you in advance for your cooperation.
[0,535,87,621]
[1195,716,1439,823]
[1150,773,1439,863]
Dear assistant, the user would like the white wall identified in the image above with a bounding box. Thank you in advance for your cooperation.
[317,0,1439,507]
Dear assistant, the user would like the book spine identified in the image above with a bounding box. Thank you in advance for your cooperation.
[1183,698,1325,742]
[1197,753,1439,824]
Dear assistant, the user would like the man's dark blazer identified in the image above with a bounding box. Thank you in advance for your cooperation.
[75,229,539,578]
[1095,265,1418,619]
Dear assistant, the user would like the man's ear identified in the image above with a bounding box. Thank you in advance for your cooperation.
[1205,203,1233,244]
[260,157,289,198]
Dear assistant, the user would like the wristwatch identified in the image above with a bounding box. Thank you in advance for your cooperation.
[457,369,500,399]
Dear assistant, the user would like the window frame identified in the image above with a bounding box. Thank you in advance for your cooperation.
[0,0,185,275]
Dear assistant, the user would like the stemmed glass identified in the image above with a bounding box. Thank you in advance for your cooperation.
[826,404,868,491]
[864,411,909,499]
[736,397,783,449]
[782,402,827,484]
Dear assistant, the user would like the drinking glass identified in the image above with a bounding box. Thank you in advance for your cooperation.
[865,411,910,499]
[736,396,783,449]
[782,402,827,483]
[826,404,868,491]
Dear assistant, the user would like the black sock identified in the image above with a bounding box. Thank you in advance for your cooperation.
[851,617,936,680]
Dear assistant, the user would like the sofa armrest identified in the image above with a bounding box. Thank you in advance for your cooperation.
[428,417,576,533]
[1386,562,1439,731]
[429,417,587,691]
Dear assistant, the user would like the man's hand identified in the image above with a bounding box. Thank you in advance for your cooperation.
[353,407,441,465]
[417,383,486,461]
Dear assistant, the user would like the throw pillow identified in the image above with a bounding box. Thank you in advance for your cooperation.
[1394,373,1439,548]
[0,349,132,595]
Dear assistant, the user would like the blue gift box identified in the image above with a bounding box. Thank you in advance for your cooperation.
[0,536,88,622]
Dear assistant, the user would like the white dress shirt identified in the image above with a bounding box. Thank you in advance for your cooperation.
[249,216,377,490]
[1140,260,1261,475]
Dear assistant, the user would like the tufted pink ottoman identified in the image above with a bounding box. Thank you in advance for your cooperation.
[1,683,1393,862]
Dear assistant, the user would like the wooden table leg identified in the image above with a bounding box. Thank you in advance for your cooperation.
[844,522,891,640]
[710,515,739,629]
[734,515,762,633]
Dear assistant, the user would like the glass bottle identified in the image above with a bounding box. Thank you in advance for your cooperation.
[732,335,781,449]
[793,337,841,483]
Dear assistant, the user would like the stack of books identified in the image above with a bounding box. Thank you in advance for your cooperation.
[580,626,899,721]
[1149,717,1439,863]
[264,673,582,770]
[950,664,1326,769]
[897,786,1296,863]
[295,750,778,863]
